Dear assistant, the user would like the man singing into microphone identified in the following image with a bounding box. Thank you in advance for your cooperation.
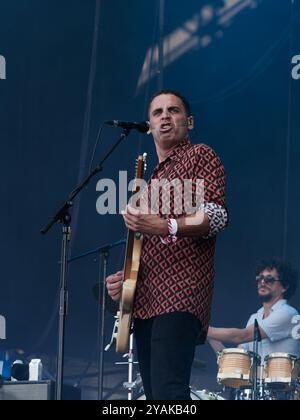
[106,89,228,400]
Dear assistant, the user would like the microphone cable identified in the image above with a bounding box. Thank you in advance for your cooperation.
[88,123,105,174]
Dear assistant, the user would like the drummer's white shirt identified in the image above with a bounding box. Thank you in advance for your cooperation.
[240,299,300,360]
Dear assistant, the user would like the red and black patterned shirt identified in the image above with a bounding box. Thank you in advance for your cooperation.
[133,139,227,341]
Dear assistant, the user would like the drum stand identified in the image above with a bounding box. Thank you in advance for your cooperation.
[115,334,140,400]
[252,320,262,400]
[259,364,265,400]
[106,321,142,400]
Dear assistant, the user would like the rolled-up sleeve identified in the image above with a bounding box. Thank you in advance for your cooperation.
[204,202,229,237]
[193,145,228,237]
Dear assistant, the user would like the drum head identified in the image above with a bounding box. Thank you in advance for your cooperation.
[217,348,260,388]
[264,352,298,362]
[264,353,300,389]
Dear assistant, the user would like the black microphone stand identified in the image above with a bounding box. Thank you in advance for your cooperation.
[41,128,130,400]
[97,247,108,401]
[251,319,262,400]
[69,239,126,400]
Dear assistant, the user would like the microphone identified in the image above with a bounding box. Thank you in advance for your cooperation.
[105,120,149,133]
[254,319,262,342]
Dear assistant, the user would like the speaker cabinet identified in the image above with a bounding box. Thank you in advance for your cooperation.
[0,381,53,400]
[0,381,81,400]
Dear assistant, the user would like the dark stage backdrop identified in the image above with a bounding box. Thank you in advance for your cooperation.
[0,0,299,399]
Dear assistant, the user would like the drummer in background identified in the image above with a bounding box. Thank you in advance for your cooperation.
[208,259,300,360]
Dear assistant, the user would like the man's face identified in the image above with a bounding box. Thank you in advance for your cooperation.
[256,268,286,302]
[148,94,193,146]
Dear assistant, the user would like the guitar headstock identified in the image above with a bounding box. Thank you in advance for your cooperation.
[135,153,147,180]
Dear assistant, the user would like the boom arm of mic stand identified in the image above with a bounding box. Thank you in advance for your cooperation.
[68,239,126,263]
[40,128,130,235]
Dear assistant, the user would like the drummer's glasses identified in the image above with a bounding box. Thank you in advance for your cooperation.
[256,274,279,286]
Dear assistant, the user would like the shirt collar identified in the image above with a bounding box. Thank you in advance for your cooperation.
[269,299,287,312]
[257,299,287,315]
[153,138,191,173]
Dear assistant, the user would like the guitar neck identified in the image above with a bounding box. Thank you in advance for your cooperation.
[123,229,135,280]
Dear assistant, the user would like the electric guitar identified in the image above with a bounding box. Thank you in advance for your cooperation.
[116,153,147,353]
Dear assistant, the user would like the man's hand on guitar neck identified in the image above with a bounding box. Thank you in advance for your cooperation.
[106,271,124,301]
[122,204,168,236]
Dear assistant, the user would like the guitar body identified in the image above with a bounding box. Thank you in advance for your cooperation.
[116,234,143,353]
[116,154,147,353]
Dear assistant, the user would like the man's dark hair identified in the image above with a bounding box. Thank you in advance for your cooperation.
[255,258,298,300]
[148,89,192,117]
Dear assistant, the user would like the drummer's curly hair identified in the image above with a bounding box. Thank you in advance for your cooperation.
[255,258,298,300]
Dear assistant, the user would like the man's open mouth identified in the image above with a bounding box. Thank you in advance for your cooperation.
[160,123,173,133]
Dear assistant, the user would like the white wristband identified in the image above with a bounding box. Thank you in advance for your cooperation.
[169,218,178,235]
[159,218,178,245]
